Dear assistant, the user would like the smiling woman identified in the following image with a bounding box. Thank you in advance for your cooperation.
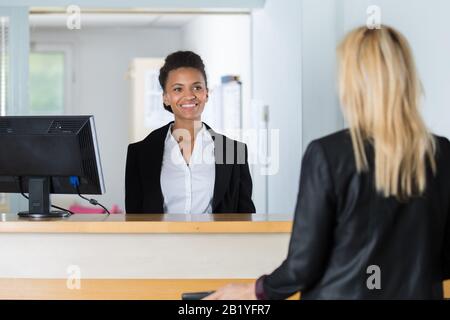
[125,51,256,214]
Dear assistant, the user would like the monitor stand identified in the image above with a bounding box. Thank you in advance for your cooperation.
[18,211,70,218]
[17,177,71,219]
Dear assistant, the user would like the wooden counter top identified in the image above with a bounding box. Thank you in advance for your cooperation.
[0,278,446,299]
[0,279,301,300]
[0,213,293,234]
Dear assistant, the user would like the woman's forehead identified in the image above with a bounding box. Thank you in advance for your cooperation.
[167,67,205,84]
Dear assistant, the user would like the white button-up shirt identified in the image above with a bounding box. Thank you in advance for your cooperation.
[160,124,216,214]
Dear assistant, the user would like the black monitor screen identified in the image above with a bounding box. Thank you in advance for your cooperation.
[0,115,105,217]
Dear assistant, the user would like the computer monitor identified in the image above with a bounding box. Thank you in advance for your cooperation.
[0,115,105,218]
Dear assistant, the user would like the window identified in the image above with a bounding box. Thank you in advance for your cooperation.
[0,16,9,116]
[29,51,65,115]
[28,44,72,115]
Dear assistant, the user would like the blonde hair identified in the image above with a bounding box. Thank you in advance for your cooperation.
[337,25,436,201]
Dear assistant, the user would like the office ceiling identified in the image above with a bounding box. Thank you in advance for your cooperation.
[29,13,199,28]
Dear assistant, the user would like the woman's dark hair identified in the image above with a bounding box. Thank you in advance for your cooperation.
[159,51,208,113]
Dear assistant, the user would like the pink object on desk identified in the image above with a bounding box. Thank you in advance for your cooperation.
[69,204,122,214]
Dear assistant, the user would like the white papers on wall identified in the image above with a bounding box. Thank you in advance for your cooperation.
[222,80,241,131]
[202,85,221,133]
[220,77,242,141]
[129,58,171,143]
[143,69,172,129]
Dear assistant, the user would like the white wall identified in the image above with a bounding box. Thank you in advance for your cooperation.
[30,27,182,211]
[341,0,450,140]
[260,0,450,215]
[181,15,251,132]
[301,0,345,152]
[252,0,302,214]
[180,15,259,207]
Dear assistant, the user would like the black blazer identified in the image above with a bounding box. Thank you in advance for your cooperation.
[125,122,256,214]
[262,129,450,299]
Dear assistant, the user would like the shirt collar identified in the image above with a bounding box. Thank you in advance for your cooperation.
[165,123,210,144]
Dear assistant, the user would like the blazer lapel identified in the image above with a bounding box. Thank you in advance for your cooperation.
[141,122,172,212]
[205,123,232,211]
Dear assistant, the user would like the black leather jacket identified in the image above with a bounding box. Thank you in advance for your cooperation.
[263,130,450,299]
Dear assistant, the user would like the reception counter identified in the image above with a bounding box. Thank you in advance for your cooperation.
[0,213,448,300]
[0,213,293,299]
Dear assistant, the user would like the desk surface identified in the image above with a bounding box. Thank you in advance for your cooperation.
[0,278,301,300]
[0,213,293,234]
[1,278,448,300]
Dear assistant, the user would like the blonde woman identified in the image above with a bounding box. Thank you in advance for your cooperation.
[206,25,450,300]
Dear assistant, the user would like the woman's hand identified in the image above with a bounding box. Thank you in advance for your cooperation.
[202,283,257,300]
